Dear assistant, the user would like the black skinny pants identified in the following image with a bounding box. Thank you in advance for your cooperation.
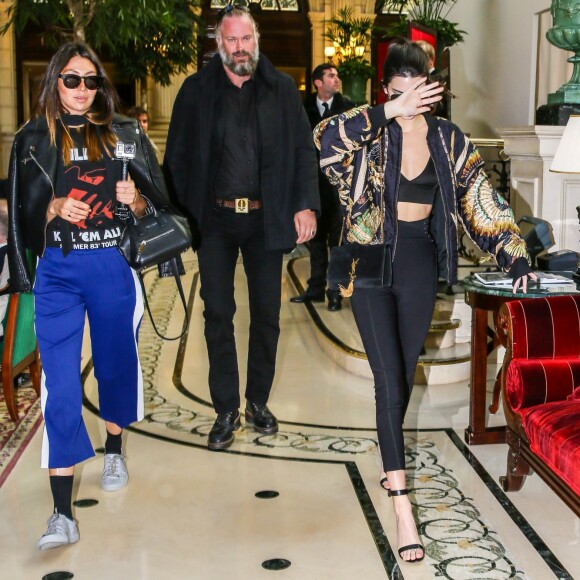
[350,218,438,471]
[197,207,284,414]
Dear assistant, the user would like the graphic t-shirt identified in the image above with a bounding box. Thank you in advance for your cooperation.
[47,124,122,250]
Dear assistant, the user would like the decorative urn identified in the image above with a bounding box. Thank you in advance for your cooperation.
[547,0,580,105]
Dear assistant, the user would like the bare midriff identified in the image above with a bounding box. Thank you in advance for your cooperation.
[397,201,433,222]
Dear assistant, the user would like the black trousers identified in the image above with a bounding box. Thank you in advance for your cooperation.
[307,188,342,296]
[350,218,438,471]
[197,208,284,414]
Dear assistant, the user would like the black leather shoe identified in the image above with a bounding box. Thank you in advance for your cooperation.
[207,411,240,451]
[245,401,278,434]
[290,290,325,303]
[327,295,342,311]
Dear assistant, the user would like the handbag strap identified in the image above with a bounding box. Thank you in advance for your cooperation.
[138,257,189,341]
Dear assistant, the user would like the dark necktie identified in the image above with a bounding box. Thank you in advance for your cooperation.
[322,102,331,119]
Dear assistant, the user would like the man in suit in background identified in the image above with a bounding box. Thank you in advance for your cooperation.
[290,64,354,311]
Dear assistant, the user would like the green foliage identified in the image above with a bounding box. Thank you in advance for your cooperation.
[0,0,202,85]
[380,0,466,48]
[324,7,376,81]
[338,58,375,80]
[420,17,465,47]
[0,0,73,45]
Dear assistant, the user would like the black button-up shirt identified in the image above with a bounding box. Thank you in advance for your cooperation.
[214,71,260,200]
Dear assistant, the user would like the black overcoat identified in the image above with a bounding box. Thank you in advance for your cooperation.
[164,54,320,251]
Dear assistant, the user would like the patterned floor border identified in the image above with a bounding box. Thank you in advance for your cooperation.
[80,265,573,580]
[0,395,42,488]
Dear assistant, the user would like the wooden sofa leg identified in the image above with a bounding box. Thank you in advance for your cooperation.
[29,349,41,397]
[500,447,532,492]
[1,366,18,422]
[489,367,502,414]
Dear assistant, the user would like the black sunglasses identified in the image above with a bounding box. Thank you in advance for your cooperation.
[217,3,249,24]
[58,73,104,91]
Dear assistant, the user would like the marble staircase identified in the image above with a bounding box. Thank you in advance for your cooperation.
[286,256,482,386]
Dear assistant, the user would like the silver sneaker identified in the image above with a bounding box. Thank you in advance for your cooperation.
[101,453,129,492]
[37,512,80,550]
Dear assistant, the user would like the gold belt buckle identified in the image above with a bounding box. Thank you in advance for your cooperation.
[235,198,249,214]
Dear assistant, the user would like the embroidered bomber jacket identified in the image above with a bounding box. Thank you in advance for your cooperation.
[314,104,530,285]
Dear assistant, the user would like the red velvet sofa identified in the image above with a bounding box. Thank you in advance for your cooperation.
[497,294,580,516]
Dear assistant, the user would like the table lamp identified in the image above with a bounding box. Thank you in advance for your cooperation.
[550,115,580,281]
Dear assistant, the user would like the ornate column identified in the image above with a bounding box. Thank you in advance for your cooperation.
[149,1,202,130]
[0,0,18,177]
[148,66,195,130]
[146,67,197,161]
[308,11,327,73]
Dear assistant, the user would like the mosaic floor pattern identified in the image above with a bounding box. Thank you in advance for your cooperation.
[1,256,577,579]
[80,262,572,579]
[0,384,42,487]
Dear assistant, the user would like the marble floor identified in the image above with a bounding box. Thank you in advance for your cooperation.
[0,252,578,580]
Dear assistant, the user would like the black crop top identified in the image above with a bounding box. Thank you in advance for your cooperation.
[398,157,438,205]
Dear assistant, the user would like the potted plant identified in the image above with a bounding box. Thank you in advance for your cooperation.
[324,7,375,105]
[379,0,466,51]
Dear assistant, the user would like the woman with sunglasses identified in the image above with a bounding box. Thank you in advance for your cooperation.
[8,42,171,550]
[315,39,534,564]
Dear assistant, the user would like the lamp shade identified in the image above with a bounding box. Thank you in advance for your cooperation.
[550,115,580,173]
[324,46,336,58]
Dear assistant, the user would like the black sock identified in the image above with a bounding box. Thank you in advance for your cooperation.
[105,431,123,455]
[49,475,74,520]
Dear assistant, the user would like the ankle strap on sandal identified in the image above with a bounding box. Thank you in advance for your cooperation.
[387,488,410,497]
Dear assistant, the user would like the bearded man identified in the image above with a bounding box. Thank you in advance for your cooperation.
[164,5,319,450]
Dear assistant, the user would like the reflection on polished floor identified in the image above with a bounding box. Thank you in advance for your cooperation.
[0,252,579,580]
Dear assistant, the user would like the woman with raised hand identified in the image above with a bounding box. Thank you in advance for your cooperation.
[315,39,534,564]
[8,42,171,550]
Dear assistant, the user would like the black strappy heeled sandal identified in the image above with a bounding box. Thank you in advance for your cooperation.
[387,488,425,563]
[379,476,390,490]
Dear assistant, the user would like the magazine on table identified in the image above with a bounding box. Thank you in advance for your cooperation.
[474,271,574,287]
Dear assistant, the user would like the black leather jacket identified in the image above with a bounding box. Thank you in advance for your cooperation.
[8,114,170,293]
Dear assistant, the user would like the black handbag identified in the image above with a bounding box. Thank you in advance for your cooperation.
[118,207,192,270]
[327,244,392,297]
[118,207,193,340]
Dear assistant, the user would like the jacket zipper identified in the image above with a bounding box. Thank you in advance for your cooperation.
[30,148,55,257]
[391,130,402,260]
[432,128,453,283]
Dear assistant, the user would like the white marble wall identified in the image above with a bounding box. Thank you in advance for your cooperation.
[501,126,580,253]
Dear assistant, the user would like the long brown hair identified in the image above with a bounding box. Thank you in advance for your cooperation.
[34,42,119,165]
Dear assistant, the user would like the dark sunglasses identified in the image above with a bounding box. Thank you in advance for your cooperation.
[58,73,104,91]
[217,3,249,24]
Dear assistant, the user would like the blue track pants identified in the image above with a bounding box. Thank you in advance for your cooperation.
[34,248,144,469]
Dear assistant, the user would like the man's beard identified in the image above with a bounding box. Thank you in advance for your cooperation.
[218,43,259,76]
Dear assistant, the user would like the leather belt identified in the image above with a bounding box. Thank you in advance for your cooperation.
[215,198,262,213]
